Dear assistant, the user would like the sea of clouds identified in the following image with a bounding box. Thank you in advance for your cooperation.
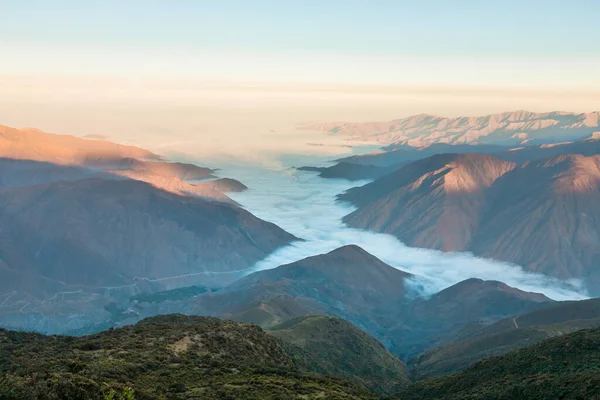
[215,158,588,302]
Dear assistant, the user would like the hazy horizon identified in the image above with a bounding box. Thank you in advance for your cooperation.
[3,1,600,163]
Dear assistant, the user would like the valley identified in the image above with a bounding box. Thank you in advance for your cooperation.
[0,116,599,399]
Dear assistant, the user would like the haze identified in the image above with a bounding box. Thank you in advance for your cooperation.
[2,1,600,163]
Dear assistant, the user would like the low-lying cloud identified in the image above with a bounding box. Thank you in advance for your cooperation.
[219,160,587,302]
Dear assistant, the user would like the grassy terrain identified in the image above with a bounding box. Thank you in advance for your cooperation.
[395,327,600,400]
[0,315,374,399]
[409,297,600,379]
[268,315,409,395]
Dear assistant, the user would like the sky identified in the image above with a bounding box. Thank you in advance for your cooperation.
[3,0,600,85]
[1,0,599,157]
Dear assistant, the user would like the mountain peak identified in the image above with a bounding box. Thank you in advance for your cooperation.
[324,244,376,258]
[434,278,551,303]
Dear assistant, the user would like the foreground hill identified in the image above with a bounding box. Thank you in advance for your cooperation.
[395,326,600,400]
[269,315,410,395]
[341,153,600,293]
[306,110,600,147]
[410,297,600,379]
[0,315,374,399]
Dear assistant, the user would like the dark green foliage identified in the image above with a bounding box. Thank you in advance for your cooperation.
[0,315,374,399]
[393,327,600,399]
[269,316,409,395]
[409,297,600,380]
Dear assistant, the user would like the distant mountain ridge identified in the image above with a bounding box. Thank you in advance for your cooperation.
[0,124,246,202]
[306,110,600,147]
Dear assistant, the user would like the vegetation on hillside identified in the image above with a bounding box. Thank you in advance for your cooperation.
[0,315,373,399]
[268,315,409,395]
[409,297,600,379]
[394,327,600,399]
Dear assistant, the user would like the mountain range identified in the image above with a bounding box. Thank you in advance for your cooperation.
[0,124,297,333]
[339,152,600,294]
[2,118,600,398]
[305,110,600,147]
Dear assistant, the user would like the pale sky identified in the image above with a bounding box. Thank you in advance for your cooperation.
[1,0,599,161]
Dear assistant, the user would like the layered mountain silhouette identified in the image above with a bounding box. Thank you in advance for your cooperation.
[340,153,600,294]
[78,245,555,364]
[301,135,600,181]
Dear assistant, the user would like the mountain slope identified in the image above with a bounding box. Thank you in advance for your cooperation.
[395,326,600,400]
[0,178,295,289]
[0,124,159,163]
[340,154,516,251]
[410,297,600,380]
[0,124,242,202]
[385,278,553,359]
[269,315,410,395]
[220,245,412,327]
[471,154,600,286]
[102,248,552,361]
[0,315,374,399]
[341,152,600,292]
[177,245,413,347]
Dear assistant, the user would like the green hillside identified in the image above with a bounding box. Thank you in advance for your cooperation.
[268,315,409,395]
[395,327,600,400]
[410,297,600,379]
[0,315,374,399]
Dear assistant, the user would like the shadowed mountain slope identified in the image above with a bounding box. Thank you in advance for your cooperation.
[409,297,600,380]
[0,178,296,296]
[395,326,600,400]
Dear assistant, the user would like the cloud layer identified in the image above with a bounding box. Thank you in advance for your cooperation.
[221,160,587,301]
